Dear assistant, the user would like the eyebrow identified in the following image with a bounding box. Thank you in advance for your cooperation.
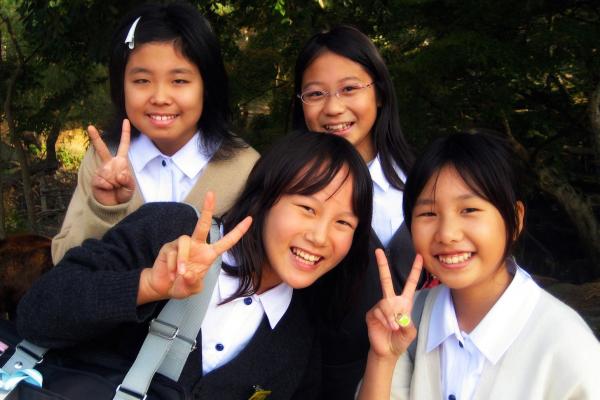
[415,193,479,205]
[126,67,195,75]
[302,76,366,89]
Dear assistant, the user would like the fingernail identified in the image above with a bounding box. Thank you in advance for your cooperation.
[178,262,186,275]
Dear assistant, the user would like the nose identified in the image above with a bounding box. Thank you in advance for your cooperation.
[434,215,463,244]
[305,220,328,247]
[321,92,345,115]
[150,83,172,105]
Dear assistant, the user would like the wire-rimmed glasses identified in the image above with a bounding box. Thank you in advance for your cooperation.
[297,82,375,105]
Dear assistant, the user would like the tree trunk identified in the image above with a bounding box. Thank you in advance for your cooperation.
[588,80,600,174]
[4,64,37,233]
[44,119,61,172]
[502,114,600,277]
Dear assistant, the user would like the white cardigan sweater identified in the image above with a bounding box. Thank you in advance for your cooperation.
[391,284,600,400]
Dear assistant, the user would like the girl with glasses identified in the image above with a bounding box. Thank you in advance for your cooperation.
[292,25,418,398]
[51,2,259,265]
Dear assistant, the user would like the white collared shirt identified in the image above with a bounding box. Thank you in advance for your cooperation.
[129,132,212,203]
[426,262,541,400]
[200,269,293,375]
[369,155,406,246]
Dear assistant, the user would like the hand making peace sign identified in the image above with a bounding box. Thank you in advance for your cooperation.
[88,119,134,206]
[365,250,423,358]
[137,192,253,305]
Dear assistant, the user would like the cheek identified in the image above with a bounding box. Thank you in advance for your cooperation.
[302,106,321,131]
[410,223,431,255]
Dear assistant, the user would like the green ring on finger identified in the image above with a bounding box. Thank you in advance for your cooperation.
[395,313,411,327]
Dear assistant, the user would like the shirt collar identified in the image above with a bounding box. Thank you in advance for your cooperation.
[217,269,293,329]
[129,131,211,179]
[427,260,541,364]
[368,154,405,192]
[427,285,459,352]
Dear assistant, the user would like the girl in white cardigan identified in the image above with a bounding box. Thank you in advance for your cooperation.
[358,132,600,400]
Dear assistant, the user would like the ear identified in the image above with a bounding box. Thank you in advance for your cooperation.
[515,201,525,238]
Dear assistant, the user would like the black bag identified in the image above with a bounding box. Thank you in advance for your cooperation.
[0,319,185,400]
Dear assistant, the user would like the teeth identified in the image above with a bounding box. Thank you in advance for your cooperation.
[292,248,322,265]
[438,252,472,264]
[324,122,352,132]
[149,114,176,121]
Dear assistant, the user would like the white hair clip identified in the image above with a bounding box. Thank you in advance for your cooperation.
[124,17,142,50]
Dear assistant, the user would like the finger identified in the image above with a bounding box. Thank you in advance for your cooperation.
[212,216,252,255]
[372,307,396,331]
[400,254,424,301]
[176,235,191,275]
[167,248,178,281]
[191,192,215,242]
[116,119,131,158]
[87,125,112,162]
[92,174,116,190]
[375,248,396,299]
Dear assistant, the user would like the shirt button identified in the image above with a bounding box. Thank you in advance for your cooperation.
[244,297,253,305]
[215,343,224,351]
[448,395,456,400]
[161,160,167,167]
[459,341,464,348]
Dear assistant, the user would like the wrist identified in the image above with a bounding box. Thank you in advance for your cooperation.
[367,349,402,366]
[137,268,165,305]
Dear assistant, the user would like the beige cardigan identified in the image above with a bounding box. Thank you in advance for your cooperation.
[52,144,259,264]
[391,285,600,400]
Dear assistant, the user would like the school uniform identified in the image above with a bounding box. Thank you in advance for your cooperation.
[19,203,320,399]
[51,132,259,264]
[319,156,415,399]
[390,264,600,400]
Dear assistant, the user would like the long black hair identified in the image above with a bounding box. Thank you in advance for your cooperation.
[222,130,373,318]
[403,132,524,259]
[293,25,413,188]
[107,2,244,159]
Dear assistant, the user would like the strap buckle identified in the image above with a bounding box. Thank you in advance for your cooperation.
[115,384,147,400]
[15,344,44,364]
[148,319,178,340]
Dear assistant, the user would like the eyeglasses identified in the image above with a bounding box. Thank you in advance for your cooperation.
[297,82,375,105]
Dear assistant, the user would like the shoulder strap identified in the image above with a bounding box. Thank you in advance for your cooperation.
[114,220,221,400]
[407,288,429,363]
[1,219,222,400]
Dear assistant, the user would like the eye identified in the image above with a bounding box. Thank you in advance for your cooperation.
[297,204,315,214]
[303,90,326,99]
[461,207,480,214]
[173,79,189,84]
[336,219,355,229]
[133,78,149,84]
[415,211,436,217]
[339,84,362,95]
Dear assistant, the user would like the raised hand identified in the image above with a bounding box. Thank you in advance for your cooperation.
[137,192,252,304]
[88,119,135,206]
[365,250,423,358]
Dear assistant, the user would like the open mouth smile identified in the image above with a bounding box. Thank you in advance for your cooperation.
[148,114,178,121]
[437,252,473,265]
[324,122,354,133]
[291,247,323,266]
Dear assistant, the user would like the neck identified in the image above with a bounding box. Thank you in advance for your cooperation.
[451,266,512,333]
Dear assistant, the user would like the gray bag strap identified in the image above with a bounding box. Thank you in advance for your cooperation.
[1,219,221,400]
[407,288,429,363]
[114,220,221,400]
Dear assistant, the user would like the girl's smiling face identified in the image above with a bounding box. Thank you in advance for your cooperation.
[258,167,358,293]
[301,51,378,162]
[124,41,204,156]
[411,166,515,295]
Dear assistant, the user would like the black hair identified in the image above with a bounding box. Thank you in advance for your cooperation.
[292,25,413,189]
[107,2,244,159]
[403,132,523,258]
[222,130,373,320]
